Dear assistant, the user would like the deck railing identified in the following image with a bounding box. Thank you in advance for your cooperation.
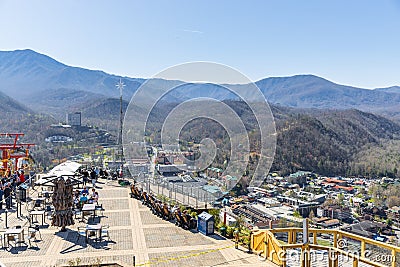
[251,227,400,267]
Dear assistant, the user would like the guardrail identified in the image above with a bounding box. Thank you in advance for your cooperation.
[251,227,400,267]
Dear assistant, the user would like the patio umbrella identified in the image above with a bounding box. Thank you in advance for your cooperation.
[51,176,74,231]
[48,161,81,175]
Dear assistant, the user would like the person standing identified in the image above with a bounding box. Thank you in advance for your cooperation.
[0,181,4,210]
[4,181,12,209]
[18,170,25,185]
[90,168,97,188]
[82,169,89,186]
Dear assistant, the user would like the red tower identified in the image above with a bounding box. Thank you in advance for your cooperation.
[0,133,35,175]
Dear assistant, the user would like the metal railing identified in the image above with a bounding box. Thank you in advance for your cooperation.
[251,227,400,267]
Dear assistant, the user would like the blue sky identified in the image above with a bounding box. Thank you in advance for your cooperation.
[0,0,399,88]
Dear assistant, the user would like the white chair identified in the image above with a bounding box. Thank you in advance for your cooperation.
[28,225,42,240]
[5,234,19,249]
[27,230,39,248]
[101,225,111,241]
[76,227,87,242]
[74,208,83,221]
[95,203,104,217]
[0,230,6,249]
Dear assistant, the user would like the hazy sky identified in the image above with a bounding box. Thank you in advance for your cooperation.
[0,0,399,88]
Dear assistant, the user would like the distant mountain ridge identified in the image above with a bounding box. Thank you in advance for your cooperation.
[0,49,143,118]
[0,90,31,114]
[375,86,400,94]
[0,49,399,121]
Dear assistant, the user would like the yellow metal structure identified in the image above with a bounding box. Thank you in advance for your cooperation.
[251,227,400,267]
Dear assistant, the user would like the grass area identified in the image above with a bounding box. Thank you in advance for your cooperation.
[278,240,287,245]
[317,239,332,246]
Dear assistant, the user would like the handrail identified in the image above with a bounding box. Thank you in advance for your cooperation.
[268,227,400,253]
[251,227,400,267]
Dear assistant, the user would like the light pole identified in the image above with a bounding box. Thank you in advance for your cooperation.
[116,79,125,176]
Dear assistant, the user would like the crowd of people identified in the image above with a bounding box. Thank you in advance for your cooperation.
[0,169,28,210]
[73,186,100,209]
[130,183,197,230]
[0,165,105,212]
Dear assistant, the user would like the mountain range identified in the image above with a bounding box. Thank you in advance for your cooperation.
[0,49,399,121]
[1,49,400,176]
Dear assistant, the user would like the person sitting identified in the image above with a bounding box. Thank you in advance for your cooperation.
[80,186,89,195]
[73,195,80,209]
[92,192,99,203]
[89,188,98,203]
[171,205,179,213]
[80,193,88,204]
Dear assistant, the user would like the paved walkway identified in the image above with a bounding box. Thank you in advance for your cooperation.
[0,178,276,267]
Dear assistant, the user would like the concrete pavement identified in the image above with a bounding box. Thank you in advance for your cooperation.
[0,178,276,267]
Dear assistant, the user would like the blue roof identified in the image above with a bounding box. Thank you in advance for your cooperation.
[203,185,222,194]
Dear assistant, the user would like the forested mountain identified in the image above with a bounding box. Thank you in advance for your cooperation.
[0,90,32,114]
[375,86,400,94]
[136,100,400,177]
[0,90,399,177]
[1,49,400,177]
[1,49,400,121]
[272,109,400,176]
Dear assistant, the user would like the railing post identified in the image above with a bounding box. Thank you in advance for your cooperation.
[391,249,396,267]
[333,232,337,248]
[352,257,358,267]
[328,248,334,267]
[264,237,268,260]
[282,247,286,267]
[361,240,365,258]
[266,232,271,261]
[4,209,8,228]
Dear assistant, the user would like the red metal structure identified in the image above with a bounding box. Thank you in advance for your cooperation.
[0,133,35,176]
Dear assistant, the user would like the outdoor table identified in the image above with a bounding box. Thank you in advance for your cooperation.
[81,203,96,221]
[85,224,102,242]
[41,190,53,196]
[3,228,25,248]
[32,197,46,210]
[41,190,54,201]
[30,210,46,225]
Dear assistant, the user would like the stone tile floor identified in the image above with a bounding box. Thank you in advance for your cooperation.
[0,178,276,267]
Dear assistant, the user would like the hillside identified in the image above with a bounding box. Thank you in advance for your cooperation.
[272,109,400,176]
[0,49,400,122]
[1,49,400,176]
[255,75,400,120]
[147,101,400,177]
[0,90,32,115]
[27,88,107,118]
[375,86,400,94]
[0,49,143,113]
[0,90,399,177]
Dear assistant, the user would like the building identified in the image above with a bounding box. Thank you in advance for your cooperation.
[223,175,238,189]
[156,164,186,175]
[343,221,390,239]
[277,195,320,217]
[66,112,82,126]
[317,205,352,222]
[207,167,223,178]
